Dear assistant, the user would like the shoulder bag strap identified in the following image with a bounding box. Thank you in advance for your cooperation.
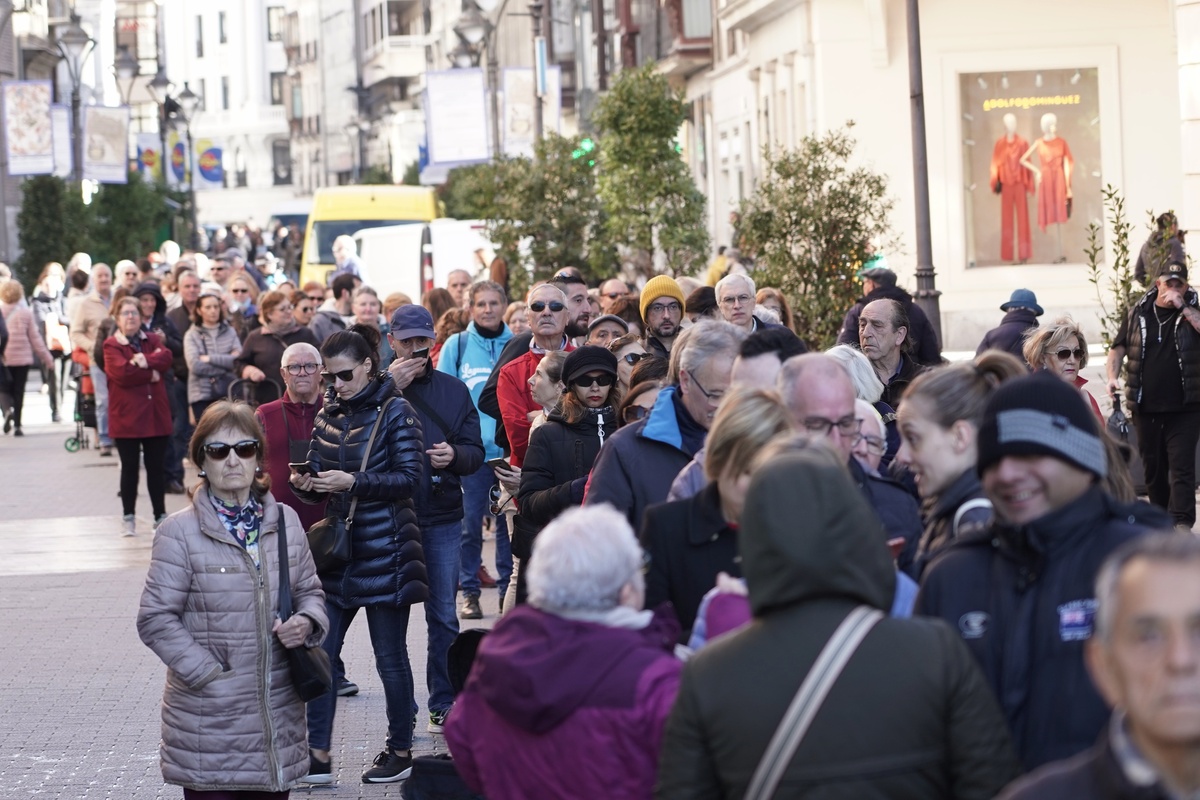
[744,606,885,800]
[404,388,453,441]
[277,508,293,621]
[346,396,394,527]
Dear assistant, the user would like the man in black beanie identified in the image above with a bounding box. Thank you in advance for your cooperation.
[916,371,1169,775]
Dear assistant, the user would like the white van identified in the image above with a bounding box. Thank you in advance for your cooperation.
[353,219,497,301]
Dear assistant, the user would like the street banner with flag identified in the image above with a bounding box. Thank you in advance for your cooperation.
[82,106,129,183]
[502,66,562,158]
[167,130,189,189]
[2,80,54,175]
[136,132,162,182]
[194,138,223,189]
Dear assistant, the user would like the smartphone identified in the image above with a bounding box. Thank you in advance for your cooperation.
[289,463,315,476]
[486,457,511,471]
[412,347,431,360]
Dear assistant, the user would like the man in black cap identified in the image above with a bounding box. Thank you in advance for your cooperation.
[837,266,941,365]
[917,371,1168,773]
[977,288,1044,362]
[1106,260,1200,528]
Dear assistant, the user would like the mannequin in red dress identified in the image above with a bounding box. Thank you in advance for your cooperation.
[1021,112,1074,262]
[990,113,1033,263]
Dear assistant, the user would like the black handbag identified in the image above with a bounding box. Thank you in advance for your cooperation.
[277,512,332,703]
[306,397,393,572]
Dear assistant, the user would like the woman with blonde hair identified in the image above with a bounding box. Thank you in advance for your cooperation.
[1021,314,1102,418]
[755,287,794,330]
[503,301,529,336]
[640,387,793,641]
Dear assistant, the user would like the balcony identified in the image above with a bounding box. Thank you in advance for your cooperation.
[363,35,427,88]
[656,0,712,81]
[718,0,789,34]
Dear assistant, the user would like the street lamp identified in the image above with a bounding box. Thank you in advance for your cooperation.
[113,45,139,105]
[451,1,506,158]
[54,14,96,183]
[174,82,201,250]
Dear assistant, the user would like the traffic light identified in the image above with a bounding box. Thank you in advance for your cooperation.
[572,137,596,166]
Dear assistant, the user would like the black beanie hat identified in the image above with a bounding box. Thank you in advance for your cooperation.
[977,371,1107,479]
[562,345,618,385]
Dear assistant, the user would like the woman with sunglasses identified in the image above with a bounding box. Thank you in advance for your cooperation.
[235,290,320,406]
[137,401,328,800]
[185,292,243,421]
[225,274,260,340]
[1021,315,1103,419]
[607,332,648,395]
[288,324,427,786]
[105,296,175,535]
[516,346,622,605]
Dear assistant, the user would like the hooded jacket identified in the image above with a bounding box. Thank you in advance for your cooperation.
[437,321,514,459]
[297,374,429,607]
[133,282,184,365]
[977,308,1041,362]
[136,489,328,792]
[444,603,683,800]
[915,486,1170,771]
[837,284,942,366]
[656,449,1019,799]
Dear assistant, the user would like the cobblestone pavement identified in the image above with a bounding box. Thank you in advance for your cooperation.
[0,382,501,799]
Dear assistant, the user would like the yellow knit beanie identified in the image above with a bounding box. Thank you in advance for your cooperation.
[639,275,686,321]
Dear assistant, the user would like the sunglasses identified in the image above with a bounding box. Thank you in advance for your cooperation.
[622,352,646,366]
[231,288,250,294]
[529,300,566,313]
[306,294,324,303]
[203,440,259,460]
[571,373,616,389]
[321,361,364,383]
[1054,348,1085,361]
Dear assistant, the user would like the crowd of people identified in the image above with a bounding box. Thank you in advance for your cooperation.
[5,223,1200,800]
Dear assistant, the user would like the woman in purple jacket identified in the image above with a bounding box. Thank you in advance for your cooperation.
[445,503,682,800]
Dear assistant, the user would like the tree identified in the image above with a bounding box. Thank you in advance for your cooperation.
[88,172,172,265]
[360,164,393,185]
[737,124,896,350]
[14,176,93,290]
[593,65,709,278]
[1084,185,1144,350]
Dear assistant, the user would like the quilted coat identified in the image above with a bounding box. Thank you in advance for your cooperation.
[136,488,328,792]
[298,373,429,607]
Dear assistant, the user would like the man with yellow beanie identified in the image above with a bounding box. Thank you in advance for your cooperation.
[640,275,687,359]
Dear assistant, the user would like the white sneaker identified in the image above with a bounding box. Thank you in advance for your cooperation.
[123,515,136,536]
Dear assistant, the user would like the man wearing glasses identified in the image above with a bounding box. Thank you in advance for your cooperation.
[599,279,629,314]
[715,273,780,334]
[777,353,922,575]
[639,275,687,359]
[207,255,232,290]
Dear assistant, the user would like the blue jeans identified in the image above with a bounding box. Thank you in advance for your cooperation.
[421,520,461,712]
[307,601,415,753]
[166,378,189,483]
[459,466,511,597]
[91,366,113,447]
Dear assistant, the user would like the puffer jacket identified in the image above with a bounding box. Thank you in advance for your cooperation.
[1120,285,1200,407]
[656,449,1019,799]
[0,302,53,368]
[136,489,328,792]
[184,322,242,403]
[299,373,429,608]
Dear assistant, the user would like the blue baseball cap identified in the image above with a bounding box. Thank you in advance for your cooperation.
[389,305,435,340]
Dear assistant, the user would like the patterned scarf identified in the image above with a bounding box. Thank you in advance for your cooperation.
[209,492,264,570]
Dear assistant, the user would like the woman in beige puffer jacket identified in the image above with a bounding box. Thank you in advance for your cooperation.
[137,401,327,797]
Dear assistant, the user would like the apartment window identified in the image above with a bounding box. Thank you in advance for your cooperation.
[273,140,292,185]
[218,11,227,44]
[195,15,204,57]
[387,1,406,35]
[197,78,207,111]
[270,72,285,105]
[267,6,284,41]
[234,148,247,187]
[221,76,230,110]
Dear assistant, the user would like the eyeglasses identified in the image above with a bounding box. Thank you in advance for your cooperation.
[623,405,650,423]
[855,433,887,456]
[571,373,616,389]
[275,304,294,314]
[321,361,364,382]
[647,302,682,316]
[231,288,250,295]
[802,415,862,438]
[210,266,228,272]
[686,369,726,403]
[622,352,646,366]
[1053,347,1085,361]
[202,439,260,460]
[118,310,141,318]
[306,294,324,303]
[529,300,566,313]
[285,363,320,376]
[720,294,753,307]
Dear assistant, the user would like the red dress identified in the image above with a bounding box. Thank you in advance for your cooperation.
[990,135,1032,260]
[1035,137,1073,231]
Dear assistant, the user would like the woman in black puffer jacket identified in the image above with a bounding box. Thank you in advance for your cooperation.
[516,346,620,604]
[290,323,428,786]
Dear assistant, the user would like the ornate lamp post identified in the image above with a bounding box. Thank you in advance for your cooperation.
[54,14,96,183]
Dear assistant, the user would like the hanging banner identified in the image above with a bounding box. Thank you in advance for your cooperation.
[167,130,189,189]
[194,138,223,189]
[82,106,129,184]
[51,105,72,178]
[424,69,490,166]
[502,66,562,158]
[136,132,162,182]
[2,80,54,175]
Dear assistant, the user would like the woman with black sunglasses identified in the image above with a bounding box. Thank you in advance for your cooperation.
[1020,315,1103,420]
[515,346,622,605]
[288,323,428,786]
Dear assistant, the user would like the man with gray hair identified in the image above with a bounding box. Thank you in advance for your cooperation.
[586,320,745,528]
[715,273,779,334]
[329,234,367,285]
[999,532,1200,798]
[917,371,1168,772]
[837,265,942,365]
[859,298,926,408]
[444,504,682,800]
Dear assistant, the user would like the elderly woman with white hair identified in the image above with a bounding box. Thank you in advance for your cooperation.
[444,504,683,800]
[827,343,901,468]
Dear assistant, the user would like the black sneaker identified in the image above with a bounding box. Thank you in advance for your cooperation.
[337,677,359,697]
[362,749,413,783]
[459,594,482,620]
[300,753,333,785]
[165,481,185,495]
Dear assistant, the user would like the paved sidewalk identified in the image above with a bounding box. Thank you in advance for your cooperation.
[0,383,502,799]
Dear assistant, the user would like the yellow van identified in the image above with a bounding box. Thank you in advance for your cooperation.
[299,185,439,287]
